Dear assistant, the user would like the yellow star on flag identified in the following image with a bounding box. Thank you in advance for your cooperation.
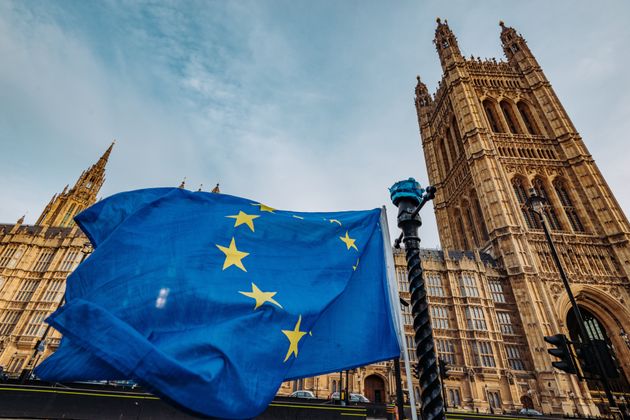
[339,231,358,251]
[216,237,249,272]
[251,203,275,213]
[353,257,360,271]
[329,219,342,226]
[239,283,283,310]
[282,315,307,362]
[226,211,260,232]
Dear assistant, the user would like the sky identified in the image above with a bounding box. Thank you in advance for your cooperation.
[1,0,629,249]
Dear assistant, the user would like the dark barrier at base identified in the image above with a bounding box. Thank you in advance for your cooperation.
[0,382,369,419]
[0,382,599,420]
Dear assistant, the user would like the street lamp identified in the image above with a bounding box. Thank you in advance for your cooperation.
[390,178,443,420]
[524,189,622,418]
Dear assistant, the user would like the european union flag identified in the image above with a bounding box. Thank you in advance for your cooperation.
[35,188,400,419]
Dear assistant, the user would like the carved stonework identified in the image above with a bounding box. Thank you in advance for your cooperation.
[414,18,630,417]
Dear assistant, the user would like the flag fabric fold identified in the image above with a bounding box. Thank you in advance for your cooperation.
[35,188,400,419]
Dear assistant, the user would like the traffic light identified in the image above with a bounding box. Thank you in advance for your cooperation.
[438,358,451,380]
[544,334,577,374]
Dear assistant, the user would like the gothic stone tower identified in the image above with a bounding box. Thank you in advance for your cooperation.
[415,19,630,415]
[0,143,113,376]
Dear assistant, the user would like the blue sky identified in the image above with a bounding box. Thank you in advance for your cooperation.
[1,0,629,248]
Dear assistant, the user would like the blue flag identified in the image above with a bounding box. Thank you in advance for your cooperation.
[35,188,400,419]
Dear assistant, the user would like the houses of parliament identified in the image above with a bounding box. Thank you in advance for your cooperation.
[1,20,629,417]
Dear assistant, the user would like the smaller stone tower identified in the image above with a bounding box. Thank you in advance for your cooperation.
[36,142,114,227]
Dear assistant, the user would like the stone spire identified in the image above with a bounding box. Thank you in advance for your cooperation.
[434,17,463,71]
[211,183,221,193]
[499,20,538,70]
[36,142,114,227]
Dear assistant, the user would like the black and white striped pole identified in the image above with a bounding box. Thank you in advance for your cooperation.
[390,178,443,420]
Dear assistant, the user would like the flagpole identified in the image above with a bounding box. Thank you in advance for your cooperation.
[389,179,444,420]
[381,208,418,420]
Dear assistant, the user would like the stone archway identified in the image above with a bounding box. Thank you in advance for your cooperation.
[566,306,630,394]
[364,374,386,404]
[555,286,630,385]
[520,395,534,409]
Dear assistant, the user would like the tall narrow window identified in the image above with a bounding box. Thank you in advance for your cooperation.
[42,278,64,302]
[497,311,515,334]
[439,138,451,174]
[33,249,54,272]
[506,345,526,370]
[455,209,469,250]
[0,311,20,335]
[465,306,487,330]
[512,177,540,229]
[554,180,584,232]
[436,339,456,364]
[430,306,450,330]
[426,273,445,297]
[488,279,506,303]
[483,100,504,133]
[451,116,463,154]
[14,278,38,302]
[406,335,417,362]
[517,102,540,135]
[533,178,562,231]
[459,274,479,297]
[500,101,521,134]
[59,249,80,272]
[473,197,490,241]
[401,302,414,325]
[445,128,458,161]
[0,245,24,269]
[472,341,496,367]
[23,311,47,337]
[395,266,409,292]
[464,202,479,247]
[60,203,78,227]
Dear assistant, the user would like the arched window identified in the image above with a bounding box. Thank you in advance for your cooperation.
[454,209,469,250]
[532,178,562,231]
[500,101,521,134]
[451,116,464,155]
[483,100,504,133]
[474,197,490,241]
[512,177,540,229]
[517,101,540,135]
[462,200,479,247]
[439,138,451,174]
[332,380,337,393]
[554,180,585,232]
[445,128,458,161]
[60,203,77,227]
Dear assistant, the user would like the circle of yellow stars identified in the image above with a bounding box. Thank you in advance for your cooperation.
[214,203,360,363]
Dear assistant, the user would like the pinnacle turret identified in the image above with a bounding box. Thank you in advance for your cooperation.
[36,142,114,227]
[434,17,463,71]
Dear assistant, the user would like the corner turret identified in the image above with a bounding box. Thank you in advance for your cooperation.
[434,18,463,71]
[36,142,114,227]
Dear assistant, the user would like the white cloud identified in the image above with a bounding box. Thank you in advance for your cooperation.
[0,1,628,251]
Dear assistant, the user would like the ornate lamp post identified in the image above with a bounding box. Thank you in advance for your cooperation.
[524,189,622,419]
[390,178,443,420]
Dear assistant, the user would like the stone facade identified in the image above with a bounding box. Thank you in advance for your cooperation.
[0,144,113,376]
[412,19,630,415]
